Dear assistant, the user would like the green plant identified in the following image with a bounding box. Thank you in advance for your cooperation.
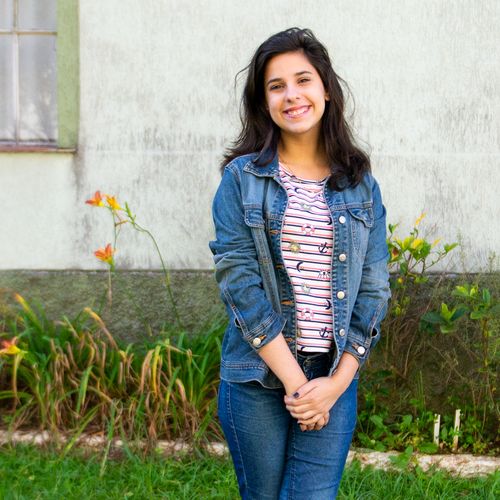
[85,191,182,328]
[382,213,458,378]
[0,295,224,448]
[421,283,499,431]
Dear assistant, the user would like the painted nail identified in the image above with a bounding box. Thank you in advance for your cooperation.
[293,392,299,398]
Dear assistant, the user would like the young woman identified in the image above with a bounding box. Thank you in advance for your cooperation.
[209,27,391,499]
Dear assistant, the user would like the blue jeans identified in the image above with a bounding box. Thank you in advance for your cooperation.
[217,352,358,499]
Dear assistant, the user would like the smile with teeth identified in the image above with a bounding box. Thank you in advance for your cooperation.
[284,105,311,117]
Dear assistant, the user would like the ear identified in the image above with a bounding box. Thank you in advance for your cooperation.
[325,93,330,102]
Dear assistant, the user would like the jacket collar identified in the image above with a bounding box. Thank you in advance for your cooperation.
[242,149,352,191]
[242,150,280,178]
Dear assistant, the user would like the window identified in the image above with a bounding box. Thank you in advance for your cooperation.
[0,0,78,150]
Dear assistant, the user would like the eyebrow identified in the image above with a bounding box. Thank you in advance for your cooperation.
[266,70,313,86]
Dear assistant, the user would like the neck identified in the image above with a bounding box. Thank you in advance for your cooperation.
[278,133,329,179]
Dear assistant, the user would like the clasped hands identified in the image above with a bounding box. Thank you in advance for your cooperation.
[284,376,345,432]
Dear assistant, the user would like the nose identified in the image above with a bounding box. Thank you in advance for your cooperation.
[285,84,301,102]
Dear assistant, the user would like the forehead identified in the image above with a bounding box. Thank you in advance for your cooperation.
[264,50,318,81]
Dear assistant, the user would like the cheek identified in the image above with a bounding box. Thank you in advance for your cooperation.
[266,97,282,121]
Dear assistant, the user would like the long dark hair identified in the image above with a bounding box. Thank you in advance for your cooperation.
[222,27,371,190]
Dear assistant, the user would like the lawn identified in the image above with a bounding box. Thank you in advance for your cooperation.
[0,445,498,499]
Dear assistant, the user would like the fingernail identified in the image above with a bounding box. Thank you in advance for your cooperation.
[293,392,299,398]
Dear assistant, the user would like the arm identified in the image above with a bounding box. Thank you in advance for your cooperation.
[209,166,306,391]
[343,178,391,367]
[284,351,359,426]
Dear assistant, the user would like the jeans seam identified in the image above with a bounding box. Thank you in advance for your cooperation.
[289,423,297,500]
[226,382,249,498]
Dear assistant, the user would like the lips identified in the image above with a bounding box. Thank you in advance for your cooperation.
[283,105,311,118]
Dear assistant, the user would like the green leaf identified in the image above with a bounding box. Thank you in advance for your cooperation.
[414,276,429,285]
[489,304,500,317]
[443,243,458,253]
[418,442,438,454]
[450,306,468,322]
[401,414,413,428]
[453,286,470,298]
[470,310,487,320]
[440,303,451,320]
[440,324,456,334]
[76,366,93,414]
[421,311,443,325]
[369,414,386,429]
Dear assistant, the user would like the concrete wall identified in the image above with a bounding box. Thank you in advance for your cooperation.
[1,0,499,273]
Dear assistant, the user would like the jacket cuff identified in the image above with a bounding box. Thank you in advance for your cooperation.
[344,326,380,369]
[236,310,287,352]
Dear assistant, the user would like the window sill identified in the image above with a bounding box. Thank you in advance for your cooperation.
[0,145,77,154]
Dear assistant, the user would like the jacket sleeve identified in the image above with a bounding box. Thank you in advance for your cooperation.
[344,178,391,368]
[208,165,286,351]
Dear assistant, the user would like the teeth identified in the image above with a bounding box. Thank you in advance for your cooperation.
[287,107,309,116]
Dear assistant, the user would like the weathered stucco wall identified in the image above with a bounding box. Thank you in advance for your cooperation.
[1,0,499,272]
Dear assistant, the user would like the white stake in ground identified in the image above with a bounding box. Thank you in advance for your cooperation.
[433,413,441,446]
[452,409,461,452]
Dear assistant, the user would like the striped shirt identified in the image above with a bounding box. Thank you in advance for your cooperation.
[279,162,334,353]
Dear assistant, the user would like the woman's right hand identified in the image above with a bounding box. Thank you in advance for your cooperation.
[299,411,330,432]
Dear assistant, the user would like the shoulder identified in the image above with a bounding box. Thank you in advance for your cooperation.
[223,153,260,177]
[353,171,383,195]
[341,171,384,209]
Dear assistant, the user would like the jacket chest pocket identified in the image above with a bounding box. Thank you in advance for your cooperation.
[244,207,265,228]
[347,206,373,258]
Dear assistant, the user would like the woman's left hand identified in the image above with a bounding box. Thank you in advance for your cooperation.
[284,376,346,425]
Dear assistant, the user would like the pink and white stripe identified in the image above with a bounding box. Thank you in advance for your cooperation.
[279,163,334,353]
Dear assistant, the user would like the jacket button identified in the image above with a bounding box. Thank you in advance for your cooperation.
[338,253,347,262]
[339,215,346,224]
[252,337,262,347]
[339,328,346,337]
[336,291,345,299]
[357,345,366,355]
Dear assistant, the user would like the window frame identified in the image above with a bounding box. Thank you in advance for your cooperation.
[0,0,79,153]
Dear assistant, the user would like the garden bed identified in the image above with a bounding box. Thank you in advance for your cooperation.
[1,429,498,477]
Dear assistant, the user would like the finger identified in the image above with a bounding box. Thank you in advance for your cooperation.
[285,402,314,413]
[298,413,323,426]
[284,394,313,406]
[287,382,319,401]
[313,417,326,431]
[289,409,318,420]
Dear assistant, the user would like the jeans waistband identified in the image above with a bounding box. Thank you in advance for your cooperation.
[296,350,333,377]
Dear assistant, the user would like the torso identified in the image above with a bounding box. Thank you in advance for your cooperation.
[279,162,334,353]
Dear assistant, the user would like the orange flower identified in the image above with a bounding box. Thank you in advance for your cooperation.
[0,337,22,356]
[94,244,115,264]
[85,191,105,207]
[105,195,122,211]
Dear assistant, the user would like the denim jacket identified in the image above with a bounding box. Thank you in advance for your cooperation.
[209,152,391,389]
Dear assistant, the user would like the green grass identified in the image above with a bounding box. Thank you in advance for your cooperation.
[0,445,498,499]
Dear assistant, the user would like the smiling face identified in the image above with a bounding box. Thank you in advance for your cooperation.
[264,50,329,143]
